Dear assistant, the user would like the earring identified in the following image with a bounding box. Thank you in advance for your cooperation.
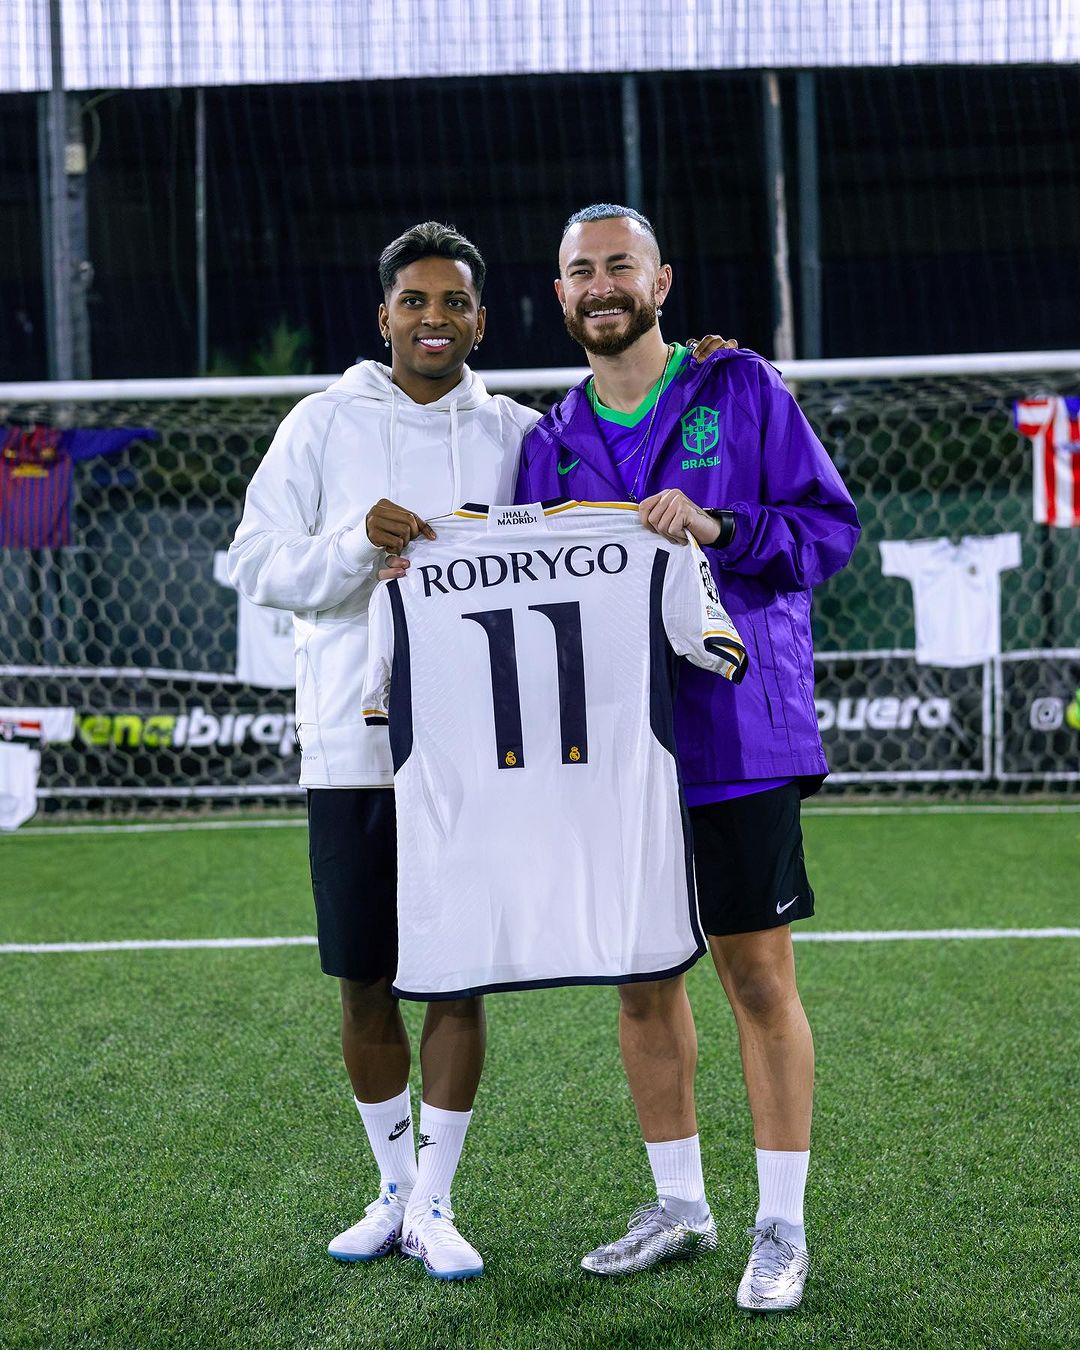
[473,339,481,350]
[383,337,390,347]
[656,307,663,317]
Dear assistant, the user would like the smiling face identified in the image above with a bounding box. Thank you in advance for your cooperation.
[378,256,485,404]
[556,216,671,357]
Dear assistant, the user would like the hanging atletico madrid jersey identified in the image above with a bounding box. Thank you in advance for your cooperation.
[0,424,156,548]
[1013,397,1080,528]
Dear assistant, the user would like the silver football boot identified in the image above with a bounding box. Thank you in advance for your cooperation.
[736,1219,810,1311]
[580,1198,718,1275]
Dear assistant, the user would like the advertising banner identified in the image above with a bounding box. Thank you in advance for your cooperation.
[5,650,1078,801]
[0,670,301,799]
[995,650,1080,781]
[813,652,991,781]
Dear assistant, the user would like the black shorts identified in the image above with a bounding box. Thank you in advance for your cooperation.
[690,782,815,937]
[307,787,397,981]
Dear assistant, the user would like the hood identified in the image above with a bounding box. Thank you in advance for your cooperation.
[325,359,494,510]
[327,359,493,412]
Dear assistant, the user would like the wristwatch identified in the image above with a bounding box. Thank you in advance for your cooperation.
[704,508,736,548]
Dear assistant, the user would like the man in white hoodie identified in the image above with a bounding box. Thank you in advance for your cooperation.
[228,222,540,1280]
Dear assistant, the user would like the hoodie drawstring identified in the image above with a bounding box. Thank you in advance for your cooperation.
[332,361,482,517]
[387,385,400,501]
[448,396,462,512]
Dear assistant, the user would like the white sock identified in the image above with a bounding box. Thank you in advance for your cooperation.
[410,1102,473,1209]
[353,1088,417,1200]
[645,1135,707,1210]
[755,1148,809,1245]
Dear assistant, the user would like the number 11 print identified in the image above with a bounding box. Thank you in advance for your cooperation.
[462,602,589,769]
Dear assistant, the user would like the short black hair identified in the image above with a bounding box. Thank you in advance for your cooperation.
[378,221,487,298]
[562,204,660,255]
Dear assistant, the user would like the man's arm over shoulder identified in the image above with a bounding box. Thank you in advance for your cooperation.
[708,358,860,590]
[227,394,379,612]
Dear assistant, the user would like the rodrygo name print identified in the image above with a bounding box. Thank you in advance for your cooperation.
[418,544,629,597]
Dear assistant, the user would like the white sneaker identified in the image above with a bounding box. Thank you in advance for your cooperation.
[327,1181,409,1262]
[401,1194,484,1280]
[736,1219,810,1311]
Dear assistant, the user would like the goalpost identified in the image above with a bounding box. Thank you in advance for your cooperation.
[2,349,1078,813]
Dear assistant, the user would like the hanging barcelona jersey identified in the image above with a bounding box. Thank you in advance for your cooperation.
[0,424,156,548]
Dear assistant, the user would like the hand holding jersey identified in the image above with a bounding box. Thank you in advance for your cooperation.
[376,485,724,578]
[637,486,724,547]
[366,497,438,554]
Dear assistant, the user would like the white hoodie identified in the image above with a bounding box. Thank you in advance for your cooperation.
[227,361,540,786]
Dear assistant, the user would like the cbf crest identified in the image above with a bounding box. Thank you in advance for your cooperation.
[680,406,721,464]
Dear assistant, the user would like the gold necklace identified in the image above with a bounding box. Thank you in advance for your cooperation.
[590,344,676,464]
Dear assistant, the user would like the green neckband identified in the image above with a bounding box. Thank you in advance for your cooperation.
[587,343,688,427]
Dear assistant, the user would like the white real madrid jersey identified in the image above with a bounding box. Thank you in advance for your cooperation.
[213,552,296,689]
[879,534,1021,667]
[0,744,40,831]
[363,501,748,1000]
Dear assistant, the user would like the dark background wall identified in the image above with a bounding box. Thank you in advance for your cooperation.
[1,65,1076,380]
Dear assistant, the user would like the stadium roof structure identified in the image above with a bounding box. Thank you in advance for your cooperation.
[4,0,1078,93]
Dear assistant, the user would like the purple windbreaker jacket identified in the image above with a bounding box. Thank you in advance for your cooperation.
[514,348,860,791]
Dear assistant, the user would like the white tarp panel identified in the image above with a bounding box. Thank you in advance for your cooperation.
[5,0,1078,93]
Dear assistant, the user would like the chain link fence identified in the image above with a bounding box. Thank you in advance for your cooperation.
[2,358,1078,813]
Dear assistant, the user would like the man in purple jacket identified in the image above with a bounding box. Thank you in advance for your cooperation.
[514,205,860,1310]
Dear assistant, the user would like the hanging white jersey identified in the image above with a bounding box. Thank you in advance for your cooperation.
[0,744,41,831]
[363,501,747,1000]
[879,534,1021,667]
[0,707,75,831]
[213,552,296,689]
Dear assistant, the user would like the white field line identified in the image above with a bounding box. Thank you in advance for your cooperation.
[10,818,307,837]
[0,936,319,953]
[7,802,1080,839]
[793,927,1079,942]
[804,804,1080,816]
[0,929,1076,956]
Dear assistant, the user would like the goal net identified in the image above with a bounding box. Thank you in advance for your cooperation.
[2,352,1078,814]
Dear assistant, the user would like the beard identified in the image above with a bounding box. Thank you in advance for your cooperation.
[563,293,659,357]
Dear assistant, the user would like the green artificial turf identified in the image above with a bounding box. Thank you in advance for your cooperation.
[1,813,1077,1348]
